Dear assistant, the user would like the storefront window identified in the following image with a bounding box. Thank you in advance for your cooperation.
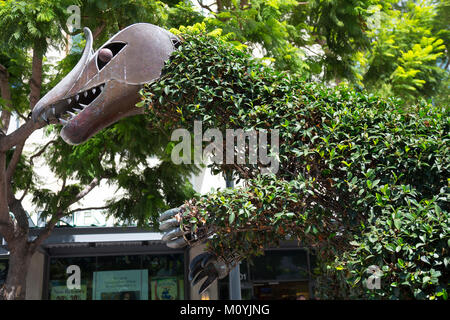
[251,249,309,281]
[48,253,185,300]
[219,249,312,300]
[49,256,96,300]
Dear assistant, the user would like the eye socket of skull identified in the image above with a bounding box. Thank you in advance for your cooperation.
[98,48,113,63]
[96,42,127,70]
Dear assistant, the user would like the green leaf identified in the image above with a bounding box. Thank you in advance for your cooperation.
[229,211,235,224]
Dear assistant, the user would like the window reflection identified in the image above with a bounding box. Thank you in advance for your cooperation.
[251,250,309,281]
[218,249,312,300]
[48,254,184,300]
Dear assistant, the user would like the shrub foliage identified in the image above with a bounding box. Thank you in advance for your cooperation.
[141,30,449,300]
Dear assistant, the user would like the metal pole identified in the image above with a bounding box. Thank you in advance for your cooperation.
[225,171,242,300]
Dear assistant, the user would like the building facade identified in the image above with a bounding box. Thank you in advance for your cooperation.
[0,226,315,300]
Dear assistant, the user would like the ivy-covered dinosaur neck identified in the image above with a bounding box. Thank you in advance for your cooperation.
[145,32,448,297]
[32,24,449,299]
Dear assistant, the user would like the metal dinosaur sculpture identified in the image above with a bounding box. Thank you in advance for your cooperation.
[32,23,230,294]
[32,23,179,145]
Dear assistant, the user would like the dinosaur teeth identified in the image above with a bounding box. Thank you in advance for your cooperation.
[79,103,89,108]
[84,91,88,98]
[73,108,82,112]
[67,98,72,105]
[75,94,79,101]
[60,119,68,125]
[51,107,56,115]
[92,88,96,95]
[99,85,104,92]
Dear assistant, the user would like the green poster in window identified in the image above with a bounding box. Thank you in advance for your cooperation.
[93,269,148,300]
[151,277,178,300]
[50,281,87,300]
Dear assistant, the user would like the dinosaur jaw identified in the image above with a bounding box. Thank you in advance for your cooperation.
[40,82,105,128]
[59,80,144,144]
[33,78,144,145]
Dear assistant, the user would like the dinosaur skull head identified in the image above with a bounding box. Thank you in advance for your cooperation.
[32,23,179,145]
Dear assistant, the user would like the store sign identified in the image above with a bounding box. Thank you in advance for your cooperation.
[50,281,87,300]
[92,269,149,300]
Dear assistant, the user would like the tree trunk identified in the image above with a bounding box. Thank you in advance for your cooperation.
[29,41,44,110]
[0,63,12,133]
[0,236,32,300]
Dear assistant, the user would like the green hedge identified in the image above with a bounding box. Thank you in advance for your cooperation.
[141,31,449,299]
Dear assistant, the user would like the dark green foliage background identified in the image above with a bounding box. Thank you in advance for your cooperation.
[34,116,198,227]
[142,32,449,299]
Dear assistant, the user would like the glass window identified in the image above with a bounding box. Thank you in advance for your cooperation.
[219,249,311,300]
[48,253,185,300]
[254,281,310,300]
[143,254,185,300]
[250,249,309,281]
[96,254,141,271]
[49,256,96,300]
[93,268,148,300]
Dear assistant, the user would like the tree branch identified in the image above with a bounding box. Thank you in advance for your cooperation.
[0,119,43,152]
[30,177,102,251]
[29,140,57,165]
[67,204,112,215]
[92,21,106,41]
[29,44,43,110]
[8,198,29,233]
[6,142,24,184]
[72,177,100,203]
[196,0,216,13]
[18,185,29,202]
[28,209,64,252]
[0,152,13,242]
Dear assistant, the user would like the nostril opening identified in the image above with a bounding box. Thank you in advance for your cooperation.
[171,38,181,49]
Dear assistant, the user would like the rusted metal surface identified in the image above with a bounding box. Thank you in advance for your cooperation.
[32,23,179,145]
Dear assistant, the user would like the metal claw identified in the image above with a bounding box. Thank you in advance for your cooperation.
[166,237,188,249]
[159,218,180,231]
[191,269,208,287]
[161,228,185,242]
[159,207,182,222]
[198,274,217,295]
